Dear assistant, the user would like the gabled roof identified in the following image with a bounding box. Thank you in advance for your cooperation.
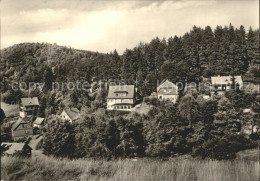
[107,85,135,99]
[158,88,178,95]
[63,108,80,121]
[12,117,32,130]
[33,117,45,125]
[211,76,243,85]
[1,142,31,154]
[21,97,39,107]
[157,80,178,94]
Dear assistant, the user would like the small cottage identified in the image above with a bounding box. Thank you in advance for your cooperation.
[12,117,33,141]
[60,108,80,123]
[20,97,39,118]
[1,142,32,156]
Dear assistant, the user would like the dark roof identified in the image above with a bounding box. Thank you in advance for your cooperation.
[21,97,39,107]
[112,103,133,106]
[64,108,80,121]
[12,117,32,130]
[33,117,45,125]
[1,142,31,154]
[107,85,135,99]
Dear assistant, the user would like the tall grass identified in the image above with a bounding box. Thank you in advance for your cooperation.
[1,156,259,181]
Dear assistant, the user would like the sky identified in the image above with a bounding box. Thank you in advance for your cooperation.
[1,0,259,54]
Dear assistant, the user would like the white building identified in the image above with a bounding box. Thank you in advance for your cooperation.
[60,108,80,123]
[157,79,179,104]
[107,85,136,111]
[211,75,243,94]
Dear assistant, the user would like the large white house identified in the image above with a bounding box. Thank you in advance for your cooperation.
[157,79,179,104]
[211,75,243,94]
[107,85,136,111]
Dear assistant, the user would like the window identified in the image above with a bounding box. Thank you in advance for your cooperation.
[25,130,28,134]
[159,96,162,100]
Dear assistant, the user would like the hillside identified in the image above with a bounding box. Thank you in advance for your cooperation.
[1,25,259,97]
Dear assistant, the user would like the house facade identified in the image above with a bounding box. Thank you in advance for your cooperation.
[19,97,39,118]
[211,75,243,94]
[12,118,33,141]
[107,85,136,111]
[157,80,179,104]
[60,108,80,123]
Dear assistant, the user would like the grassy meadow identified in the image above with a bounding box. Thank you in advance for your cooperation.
[1,154,259,181]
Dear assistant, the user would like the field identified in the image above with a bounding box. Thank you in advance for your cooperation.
[1,153,259,181]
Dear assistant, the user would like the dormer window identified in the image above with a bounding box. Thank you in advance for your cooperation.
[115,91,128,97]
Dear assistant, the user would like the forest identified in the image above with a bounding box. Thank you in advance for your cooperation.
[0,24,259,97]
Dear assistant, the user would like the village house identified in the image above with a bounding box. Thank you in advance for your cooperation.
[157,80,179,104]
[211,75,243,94]
[60,108,80,123]
[11,117,33,141]
[33,117,45,128]
[19,97,39,118]
[1,142,32,156]
[202,94,210,99]
[107,85,136,111]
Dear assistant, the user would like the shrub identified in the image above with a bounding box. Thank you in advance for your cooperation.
[144,97,160,106]
[192,135,257,160]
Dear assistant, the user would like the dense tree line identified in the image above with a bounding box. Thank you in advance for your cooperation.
[0,25,259,100]
[42,91,259,160]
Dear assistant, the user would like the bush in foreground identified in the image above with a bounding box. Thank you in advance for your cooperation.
[192,135,257,160]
